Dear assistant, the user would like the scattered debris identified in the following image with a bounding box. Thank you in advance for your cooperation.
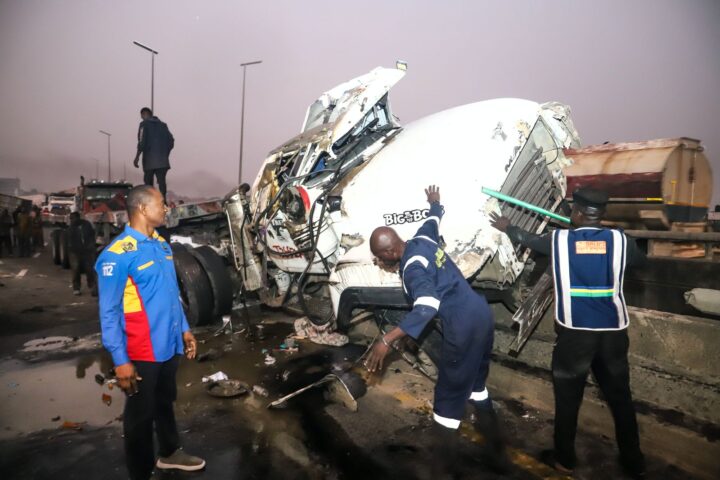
[33,252,41,258]
[102,393,112,406]
[197,348,222,363]
[252,385,269,397]
[51,416,60,422]
[206,379,249,398]
[185,382,193,388]
[294,317,348,346]
[213,315,234,336]
[202,371,229,383]
[269,372,366,411]
[255,325,266,340]
[264,354,277,366]
[16,269,28,278]
[94,374,105,386]
[60,421,84,431]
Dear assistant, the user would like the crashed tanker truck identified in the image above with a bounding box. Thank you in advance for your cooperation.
[171,64,581,340]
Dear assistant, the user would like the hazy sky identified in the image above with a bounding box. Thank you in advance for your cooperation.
[1,0,719,204]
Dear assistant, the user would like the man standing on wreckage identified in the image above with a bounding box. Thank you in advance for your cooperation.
[365,185,510,475]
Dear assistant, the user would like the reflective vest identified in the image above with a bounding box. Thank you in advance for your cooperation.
[551,227,629,330]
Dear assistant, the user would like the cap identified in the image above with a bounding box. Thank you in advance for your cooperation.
[572,187,608,210]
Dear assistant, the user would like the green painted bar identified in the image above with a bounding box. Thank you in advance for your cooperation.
[481,187,571,224]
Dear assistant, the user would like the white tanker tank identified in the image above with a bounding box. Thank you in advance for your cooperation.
[226,65,581,321]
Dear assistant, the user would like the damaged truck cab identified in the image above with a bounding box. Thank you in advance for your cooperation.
[222,64,581,330]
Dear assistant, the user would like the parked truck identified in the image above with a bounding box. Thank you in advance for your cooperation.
[49,178,132,268]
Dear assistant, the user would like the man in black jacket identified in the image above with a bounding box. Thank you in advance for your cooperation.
[134,107,174,202]
[490,188,646,478]
[68,212,97,296]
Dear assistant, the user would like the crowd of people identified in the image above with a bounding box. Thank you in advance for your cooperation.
[0,204,44,258]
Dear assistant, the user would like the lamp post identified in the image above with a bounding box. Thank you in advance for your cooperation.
[99,130,112,181]
[238,60,262,185]
[133,41,159,111]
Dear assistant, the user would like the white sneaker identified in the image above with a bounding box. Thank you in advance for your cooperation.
[156,449,206,471]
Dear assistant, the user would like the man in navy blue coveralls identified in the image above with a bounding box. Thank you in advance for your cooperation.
[366,186,507,474]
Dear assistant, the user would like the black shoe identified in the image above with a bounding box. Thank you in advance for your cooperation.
[430,421,460,478]
[473,406,512,474]
[540,449,574,474]
[620,454,646,479]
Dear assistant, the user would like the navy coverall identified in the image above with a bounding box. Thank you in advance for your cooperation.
[398,201,495,428]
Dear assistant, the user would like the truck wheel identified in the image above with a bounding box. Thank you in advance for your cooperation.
[51,230,61,265]
[59,230,70,269]
[189,246,234,318]
[171,243,213,327]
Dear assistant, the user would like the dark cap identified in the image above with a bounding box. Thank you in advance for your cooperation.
[572,188,608,210]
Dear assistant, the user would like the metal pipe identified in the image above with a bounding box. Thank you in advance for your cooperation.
[482,187,571,224]
[133,41,158,111]
[99,130,112,181]
[238,60,262,184]
[623,230,720,242]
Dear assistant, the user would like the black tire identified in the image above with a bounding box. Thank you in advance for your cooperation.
[189,246,234,318]
[171,243,214,327]
[59,230,70,269]
[51,230,61,265]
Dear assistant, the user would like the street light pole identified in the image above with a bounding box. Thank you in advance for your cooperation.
[99,130,112,181]
[133,41,159,111]
[238,60,262,185]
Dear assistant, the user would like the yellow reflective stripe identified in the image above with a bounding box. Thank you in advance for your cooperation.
[137,260,155,271]
[123,278,142,313]
[166,255,173,260]
[570,288,614,294]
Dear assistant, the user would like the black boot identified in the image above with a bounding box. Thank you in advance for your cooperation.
[473,401,511,474]
[430,421,460,479]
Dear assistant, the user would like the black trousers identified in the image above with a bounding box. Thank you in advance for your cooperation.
[0,235,11,256]
[551,327,644,470]
[124,356,181,480]
[144,168,169,200]
[17,235,31,257]
[70,251,96,291]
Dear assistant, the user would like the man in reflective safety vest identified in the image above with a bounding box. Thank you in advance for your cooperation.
[366,185,507,475]
[491,187,646,478]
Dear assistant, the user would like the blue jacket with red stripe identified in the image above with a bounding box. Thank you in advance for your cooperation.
[95,225,189,366]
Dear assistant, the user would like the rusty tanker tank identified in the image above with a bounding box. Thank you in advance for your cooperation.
[563,137,713,229]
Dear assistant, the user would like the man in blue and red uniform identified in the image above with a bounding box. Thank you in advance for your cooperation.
[491,187,646,478]
[96,185,204,480]
[366,185,507,474]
